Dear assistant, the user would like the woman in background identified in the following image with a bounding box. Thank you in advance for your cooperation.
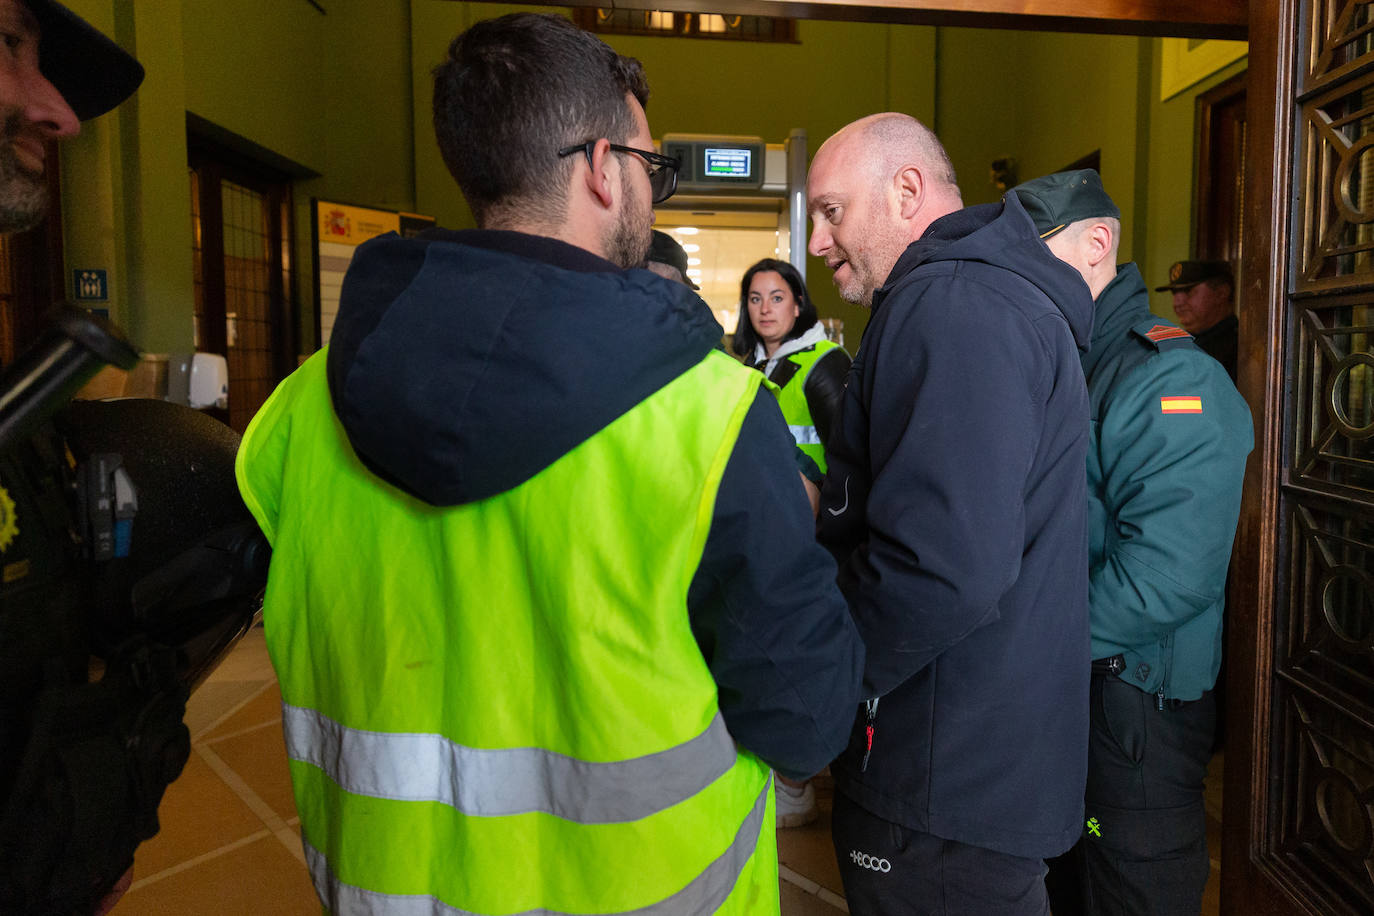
[732,259,850,476]
[732,258,851,828]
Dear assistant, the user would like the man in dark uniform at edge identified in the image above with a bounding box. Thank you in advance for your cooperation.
[0,2,143,914]
[1155,259,1238,381]
[235,13,863,913]
[1014,170,1252,916]
[809,112,1094,915]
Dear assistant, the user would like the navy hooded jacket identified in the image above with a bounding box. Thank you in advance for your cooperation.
[325,227,864,781]
[818,193,1094,859]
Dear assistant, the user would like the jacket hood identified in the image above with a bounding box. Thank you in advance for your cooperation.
[326,229,724,507]
[876,192,1094,351]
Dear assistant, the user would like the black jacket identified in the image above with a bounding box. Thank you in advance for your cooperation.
[818,194,1094,858]
[1192,313,1238,382]
[327,228,864,780]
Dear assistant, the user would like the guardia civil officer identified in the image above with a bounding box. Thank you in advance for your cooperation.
[1015,170,1252,916]
[1155,259,1238,381]
[236,13,863,914]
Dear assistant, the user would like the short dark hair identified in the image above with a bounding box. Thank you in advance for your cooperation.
[432,13,650,226]
[731,258,819,358]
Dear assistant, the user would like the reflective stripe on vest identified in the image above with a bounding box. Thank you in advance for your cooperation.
[282,703,737,823]
[787,424,821,446]
[305,781,770,916]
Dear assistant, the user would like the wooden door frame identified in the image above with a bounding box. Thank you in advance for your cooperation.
[1195,70,1248,264]
[492,0,1247,37]
[1221,0,1301,911]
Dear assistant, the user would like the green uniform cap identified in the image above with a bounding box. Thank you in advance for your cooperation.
[1013,169,1121,240]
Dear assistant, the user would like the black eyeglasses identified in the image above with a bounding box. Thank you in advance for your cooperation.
[557,141,680,204]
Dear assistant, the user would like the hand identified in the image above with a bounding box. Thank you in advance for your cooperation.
[800,473,820,518]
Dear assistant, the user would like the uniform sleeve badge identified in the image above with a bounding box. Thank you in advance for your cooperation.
[1144,324,1191,342]
[0,481,17,554]
[1160,396,1203,414]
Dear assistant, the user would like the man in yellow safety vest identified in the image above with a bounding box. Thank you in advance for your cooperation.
[237,12,864,915]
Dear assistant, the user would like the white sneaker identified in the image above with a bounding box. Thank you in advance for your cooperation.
[774,777,818,828]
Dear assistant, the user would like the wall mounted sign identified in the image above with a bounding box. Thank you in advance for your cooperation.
[73,269,109,302]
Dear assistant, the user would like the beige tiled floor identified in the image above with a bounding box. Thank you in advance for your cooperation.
[111,627,317,915]
[110,629,1222,915]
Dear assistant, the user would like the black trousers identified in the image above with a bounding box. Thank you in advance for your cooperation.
[1045,675,1215,916]
[832,792,1050,915]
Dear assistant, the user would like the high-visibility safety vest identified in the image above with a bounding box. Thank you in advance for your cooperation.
[770,340,840,473]
[236,349,778,916]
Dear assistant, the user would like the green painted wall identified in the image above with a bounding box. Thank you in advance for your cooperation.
[182,0,414,350]
[936,29,1144,263]
[936,29,1248,327]
[934,27,1024,207]
[1142,51,1248,320]
[58,1,129,334]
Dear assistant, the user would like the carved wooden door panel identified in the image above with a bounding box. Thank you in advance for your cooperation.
[1226,1,1374,913]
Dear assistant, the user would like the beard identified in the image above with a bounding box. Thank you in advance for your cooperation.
[603,166,653,270]
[830,247,878,307]
[0,117,49,235]
[834,220,908,307]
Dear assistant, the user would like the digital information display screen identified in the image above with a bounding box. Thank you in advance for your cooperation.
[703,147,752,178]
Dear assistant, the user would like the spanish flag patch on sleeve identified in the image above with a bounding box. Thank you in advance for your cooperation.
[1160,395,1203,414]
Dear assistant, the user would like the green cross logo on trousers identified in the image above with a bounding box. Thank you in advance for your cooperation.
[1086,817,1102,837]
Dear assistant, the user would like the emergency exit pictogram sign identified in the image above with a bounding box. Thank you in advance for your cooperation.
[73,269,108,301]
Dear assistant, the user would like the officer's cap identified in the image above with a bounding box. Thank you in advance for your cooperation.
[1154,260,1234,292]
[25,0,144,121]
[1013,169,1121,241]
[646,230,699,289]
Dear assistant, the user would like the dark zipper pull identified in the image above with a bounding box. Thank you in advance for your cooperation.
[861,698,879,772]
[1156,686,1166,712]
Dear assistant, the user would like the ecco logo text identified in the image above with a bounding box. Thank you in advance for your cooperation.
[849,850,892,873]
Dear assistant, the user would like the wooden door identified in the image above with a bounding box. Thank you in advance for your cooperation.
[1196,72,1248,269]
[189,150,296,432]
[1224,1,1374,913]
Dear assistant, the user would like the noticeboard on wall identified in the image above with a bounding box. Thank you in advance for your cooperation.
[312,199,435,347]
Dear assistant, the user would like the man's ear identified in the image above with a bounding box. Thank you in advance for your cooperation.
[1086,222,1115,269]
[896,165,925,220]
[584,138,616,210]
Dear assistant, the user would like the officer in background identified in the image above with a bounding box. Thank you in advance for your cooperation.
[0,3,146,914]
[643,228,699,288]
[1155,259,1238,381]
[236,12,862,914]
[1015,171,1252,916]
